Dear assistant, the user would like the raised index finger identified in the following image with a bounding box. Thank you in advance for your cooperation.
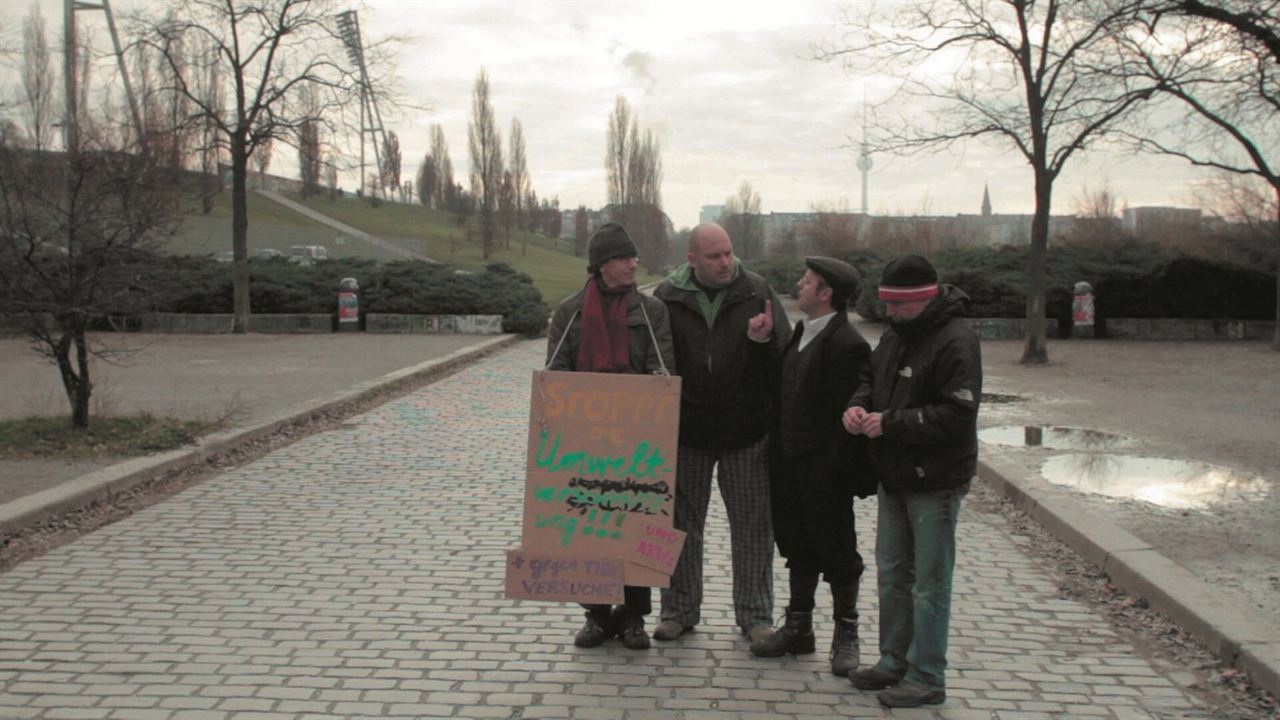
[764,299,772,316]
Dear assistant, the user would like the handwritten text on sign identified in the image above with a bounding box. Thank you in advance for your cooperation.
[522,371,680,557]
[505,549,624,603]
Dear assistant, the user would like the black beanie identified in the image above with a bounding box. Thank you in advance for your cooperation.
[879,254,939,302]
[587,222,638,272]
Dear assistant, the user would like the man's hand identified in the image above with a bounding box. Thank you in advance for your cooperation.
[842,406,867,435]
[862,412,884,438]
[843,407,883,438]
[747,299,773,342]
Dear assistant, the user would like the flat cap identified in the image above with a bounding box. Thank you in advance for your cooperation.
[805,256,861,297]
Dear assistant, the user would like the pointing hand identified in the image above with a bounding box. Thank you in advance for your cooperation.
[747,299,773,342]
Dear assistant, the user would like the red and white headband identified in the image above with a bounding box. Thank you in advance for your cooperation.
[879,284,939,302]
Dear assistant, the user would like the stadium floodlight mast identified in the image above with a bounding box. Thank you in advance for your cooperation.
[335,9,390,199]
[62,0,143,154]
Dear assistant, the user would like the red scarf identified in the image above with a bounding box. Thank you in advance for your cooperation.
[575,276,632,373]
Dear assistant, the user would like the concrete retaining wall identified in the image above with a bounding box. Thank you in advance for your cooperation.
[139,313,235,334]
[250,314,334,334]
[134,313,505,335]
[366,314,503,334]
[964,318,1060,340]
[1106,318,1275,341]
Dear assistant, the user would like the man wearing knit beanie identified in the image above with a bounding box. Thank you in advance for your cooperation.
[586,221,640,275]
[545,221,674,651]
[841,253,982,708]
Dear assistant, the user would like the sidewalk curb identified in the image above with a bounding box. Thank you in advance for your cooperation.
[978,451,1280,698]
[0,334,522,537]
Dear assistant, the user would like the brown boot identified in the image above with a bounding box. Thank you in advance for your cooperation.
[829,615,860,676]
[749,607,815,657]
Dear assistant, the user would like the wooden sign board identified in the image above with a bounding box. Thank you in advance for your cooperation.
[507,370,681,602]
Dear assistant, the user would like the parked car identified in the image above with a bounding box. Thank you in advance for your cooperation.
[288,245,329,265]
[214,250,234,263]
[251,248,283,259]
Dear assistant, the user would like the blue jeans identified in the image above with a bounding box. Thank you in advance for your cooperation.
[873,482,968,690]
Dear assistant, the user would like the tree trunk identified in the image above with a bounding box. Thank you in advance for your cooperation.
[231,133,251,333]
[1021,173,1052,364]
[54,326,92,428]
[1272,194,1279,351]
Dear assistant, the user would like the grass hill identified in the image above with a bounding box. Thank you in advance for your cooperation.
[171,189,665,305]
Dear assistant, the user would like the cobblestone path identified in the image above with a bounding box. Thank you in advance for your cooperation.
[0,341,1218,719]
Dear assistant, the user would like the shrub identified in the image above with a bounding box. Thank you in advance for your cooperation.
[140,255,550,334]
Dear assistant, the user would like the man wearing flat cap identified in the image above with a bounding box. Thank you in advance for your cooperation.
[750,257,873,678]
[842,253,982,708]
[546,221,675,651]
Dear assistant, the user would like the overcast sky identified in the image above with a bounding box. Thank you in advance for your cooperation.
[11,0,1209,229]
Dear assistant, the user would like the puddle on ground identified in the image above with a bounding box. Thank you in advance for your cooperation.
[1041,454,1271,509]
[980,425,1136,450]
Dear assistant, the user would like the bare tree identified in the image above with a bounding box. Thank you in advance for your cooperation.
[606,97,665,271]
[129,0,390,333]
[509,118,528,229]
[817,0,1157,363]
[251,127,273,189]
[297,114,322,198]
[325,154,339,200]
[721,181,763,260]
[430,123,452,209]
[20,4,58,151]
[605,95,631,220]
[1192,171,1278,267]
[627,127,666,272]
[0,136,182,428]
[803,202,861,258]
[468,67,503,259]
[191,36,223,213]
[381,129,401,200]
[574,205,590,257]
[499,169,516,249]
[1119,0,1279,348]
[1069,182,1128,245]
[417,152,436,207]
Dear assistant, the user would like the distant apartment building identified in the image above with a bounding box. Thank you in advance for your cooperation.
[1122,206,1202,247]
[699,205,726,224]
[557,204,674,242]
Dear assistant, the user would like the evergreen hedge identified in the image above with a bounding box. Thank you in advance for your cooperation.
[750,244,1275,333]
[135,255,551,336]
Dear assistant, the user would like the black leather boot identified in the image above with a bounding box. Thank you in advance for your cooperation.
[749,606,815,657]
[830,615,860,676]
[830,579,861,675]
[574,607,615,648]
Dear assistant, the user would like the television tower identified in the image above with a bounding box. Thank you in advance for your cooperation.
[855,113,873,215]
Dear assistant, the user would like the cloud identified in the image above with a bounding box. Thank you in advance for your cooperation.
[621,50,658,95]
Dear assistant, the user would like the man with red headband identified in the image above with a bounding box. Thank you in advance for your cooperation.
[841,253,982,708]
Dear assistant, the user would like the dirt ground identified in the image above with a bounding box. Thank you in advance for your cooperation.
[974,337,1280,634]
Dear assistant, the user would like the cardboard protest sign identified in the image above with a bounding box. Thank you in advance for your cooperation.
[624,522,687,575]
[505,549,624,604]
[507,370,681,602]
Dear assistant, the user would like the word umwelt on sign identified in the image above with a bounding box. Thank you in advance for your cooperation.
[507,370,682,602]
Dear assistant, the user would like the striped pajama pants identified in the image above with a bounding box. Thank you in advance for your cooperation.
[659,436,775,631]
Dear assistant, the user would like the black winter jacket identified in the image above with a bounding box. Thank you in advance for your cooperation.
[775,310,876,498]
[655,263,791,450]
[847,285,982,494]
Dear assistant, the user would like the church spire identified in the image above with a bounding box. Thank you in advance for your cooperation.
[981,183,992,216]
